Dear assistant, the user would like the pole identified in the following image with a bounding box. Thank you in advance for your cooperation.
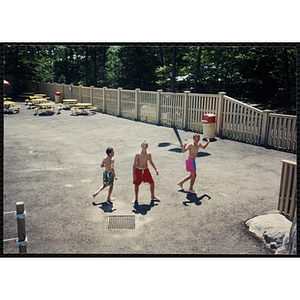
[15,202,27,253]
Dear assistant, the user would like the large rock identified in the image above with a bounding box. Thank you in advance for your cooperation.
[245,212,293,254]
[288,208,297,254]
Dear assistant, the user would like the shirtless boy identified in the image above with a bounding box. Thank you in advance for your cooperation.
[177,134,209,194]
[92,147,117,202]
[132,141,159,204]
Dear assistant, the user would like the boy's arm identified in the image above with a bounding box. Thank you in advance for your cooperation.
[182,139,189,153]
[199,137,210,149]
[100,158,105,168]
[111,158,117,179]
[148,153,159,175]
[133,154,138,179]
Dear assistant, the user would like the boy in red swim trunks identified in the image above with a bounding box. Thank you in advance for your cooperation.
[177,134,209,194]
[132,141,159,204]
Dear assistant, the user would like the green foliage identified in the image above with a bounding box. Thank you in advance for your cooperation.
[113,46,160,90]
[4,44,296,108]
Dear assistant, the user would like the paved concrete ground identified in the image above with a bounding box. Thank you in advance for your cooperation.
[3,99,296,255]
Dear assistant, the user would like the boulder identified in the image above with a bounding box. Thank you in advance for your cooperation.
[288,208,297,254]
[245,212,293,254]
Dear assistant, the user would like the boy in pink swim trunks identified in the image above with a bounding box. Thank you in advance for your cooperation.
[177,134,209,194]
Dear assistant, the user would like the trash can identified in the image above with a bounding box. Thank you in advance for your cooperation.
[55,92,61,103]
[202,114,216,139]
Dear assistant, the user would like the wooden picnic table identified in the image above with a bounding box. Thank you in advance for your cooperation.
[34,102,56,115]
[27,98,49,109]
[71,103,96,115]
[4,101,20,113]
[4,100,15,107]
[63,99,78,109]
[30,98,48,104]
[75,102,92,107]
[4,100,15,110]
[63,99,78,104]
[29,95,42,99]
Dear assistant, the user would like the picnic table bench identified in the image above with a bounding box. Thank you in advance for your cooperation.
[33,102,56,115]
[63,99,78,109]
[4,101,20,113]
[70,103,97,115]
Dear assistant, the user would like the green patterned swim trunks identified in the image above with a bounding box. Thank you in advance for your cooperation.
[103,170,114,186]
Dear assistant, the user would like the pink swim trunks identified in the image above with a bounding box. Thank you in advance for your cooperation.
[186,157,196,172]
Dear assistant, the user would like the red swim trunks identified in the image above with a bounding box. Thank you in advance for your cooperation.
[133,167,154,185]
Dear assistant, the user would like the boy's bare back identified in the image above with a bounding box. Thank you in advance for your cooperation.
[102,156,114,172]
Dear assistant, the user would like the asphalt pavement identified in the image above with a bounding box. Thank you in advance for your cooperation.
[3,98,297,255]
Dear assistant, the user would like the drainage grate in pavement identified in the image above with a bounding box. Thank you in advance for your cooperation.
[106,215,136,230]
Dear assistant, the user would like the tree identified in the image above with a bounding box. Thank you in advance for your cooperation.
[171,47,176,92]
[193,46,202,92]
[113,46,160,90]
[4,44,296,109]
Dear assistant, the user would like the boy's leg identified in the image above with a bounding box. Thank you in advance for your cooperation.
[92,184,107,198]
[189,172,197,193]
[107,184,115,202]
[178,173,192,190]
[132,185,139,204]
[150,182,160,201]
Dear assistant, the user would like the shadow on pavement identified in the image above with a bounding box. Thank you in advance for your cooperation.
[132,199,160,215]
[158,126,183,149]
[172,126,183,147]
[92,201,116,213]
[178,191,211,206]
[158,142,171,147]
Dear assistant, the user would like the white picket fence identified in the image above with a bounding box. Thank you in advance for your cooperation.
[27,82,297,152]
[221,95,297,151]
[278,160,297,219]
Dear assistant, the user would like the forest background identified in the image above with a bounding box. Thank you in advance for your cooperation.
[4,44,296,112]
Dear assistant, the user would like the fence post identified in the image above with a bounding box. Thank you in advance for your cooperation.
[183,91,190,129]
[61,83,65,100]
[217,92,226,135]
[90,86,94,105]
[135,88,141,121]
[117,87,122,116]
[15,202,27,254]
[103,87,107,113]
[79,85,83,103]
[54,83,58,100]
[278,160,297,219]
[156,90,163,125]
[70,84,73,99]
[47,82,51,98]
[261,109,272,145]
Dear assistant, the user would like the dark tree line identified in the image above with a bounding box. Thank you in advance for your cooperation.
[4,44,296,109]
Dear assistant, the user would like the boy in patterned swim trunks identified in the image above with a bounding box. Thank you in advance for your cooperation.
[177,134,209,194]
[92,147,117,202]
[132,141,159,204]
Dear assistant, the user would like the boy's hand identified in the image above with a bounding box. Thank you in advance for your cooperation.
[183,138,188,145]
[115,177,118,180]
[156,170,159,175]
[206,136,210,143]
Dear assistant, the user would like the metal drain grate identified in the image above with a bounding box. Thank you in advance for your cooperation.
[106,215,135,230]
